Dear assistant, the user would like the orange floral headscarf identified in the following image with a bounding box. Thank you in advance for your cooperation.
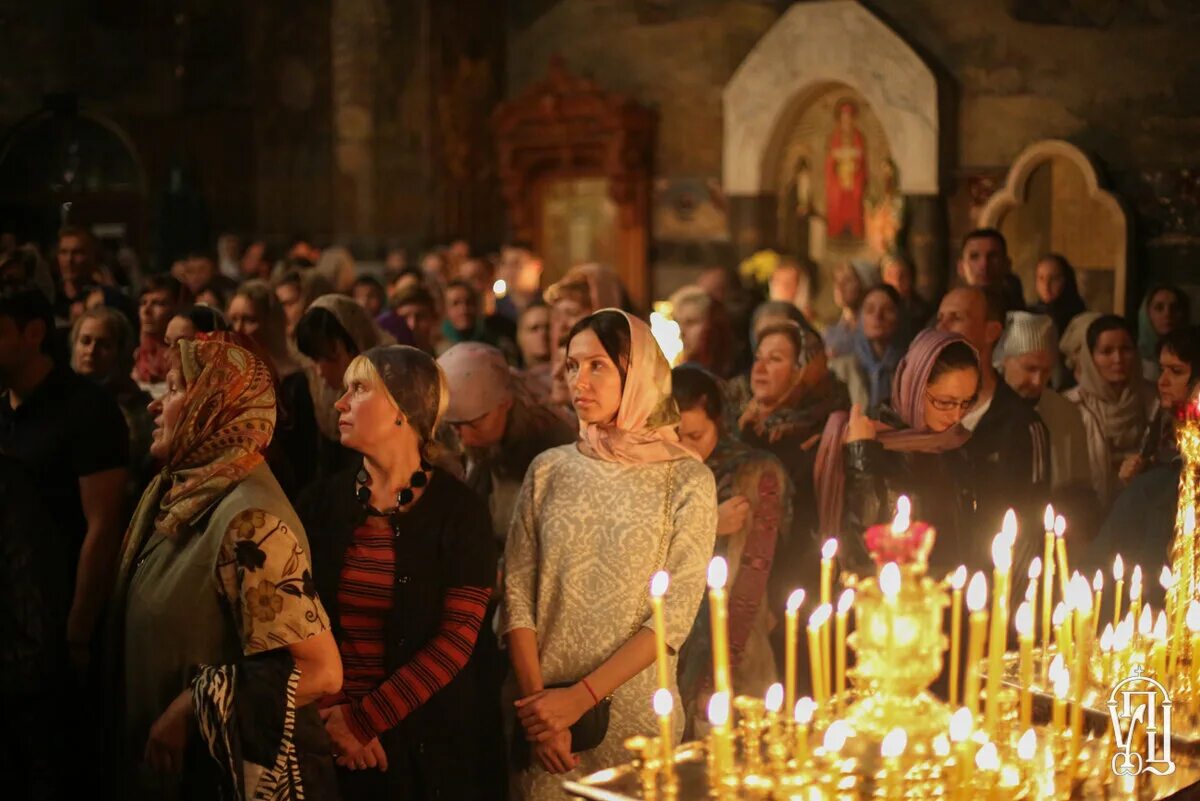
[117,334,276,582]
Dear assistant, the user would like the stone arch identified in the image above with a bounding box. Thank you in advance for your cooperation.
[723,0,939,197]
[979,139,1129,314]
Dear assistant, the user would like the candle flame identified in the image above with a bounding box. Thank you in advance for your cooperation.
[707,691,730,726]
[1140,604,1154,636]
[975,742,1000,771]
[1100,624,1114,652]
[1001,508,1018,545]
[794,697,816,725]
[1131,565,1143,597]
[891,495,911,534]
[653,688,673,717]
[823,720,852,753]
[1017,729,1037,760]
[837,588,855,614]
[881,728,907,759]
[991,533,1012,571]
[1113,554,1125,580]
[932,735,950,758]
[492,278,508,298]
[950,565,967,590]
[786,588,805,613]
[1154,610,1168,640]
[1160,566,1175,590]
[949,707,973,742]
[1093,570,1103,592]
[822,538,839,560]
[1189,601,1200,633]
[650,570,669,598]
[809,603,832,628]
[1001,766,1021,787]
[1015,602,1033,636]
[707,557,728,590]
[1052,602,1066,627]
[1044,504,1055,532]
[1054,515,1066,537]
[1115,617,1133,650]
[879,562,901,598]
[1048,653,1065,681]
[1025,579,1037,602]
[764,683,784,713]
[1053,664,1070,699]
[967,571,988,611]
[1028,557,1042,580]
[1070,573,1093,614]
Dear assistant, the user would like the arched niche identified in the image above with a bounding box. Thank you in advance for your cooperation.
[978,140,1129,314]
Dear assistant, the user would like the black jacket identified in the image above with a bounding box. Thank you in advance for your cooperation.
[298,465,498,801]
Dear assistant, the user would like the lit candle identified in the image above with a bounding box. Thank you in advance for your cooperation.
[793,697,815,763]
[764,682,784,772]
[1069,574,1093,759]
[1188,602,1200,700]
[1050,655,1069,731]
[707,558,731,695]
[1018,728,1037,762]
[1092,570,1104,639]
[985,529,1012,734]
[707,691,734,777]
[820,539,838,684]
[1041,505,1056,673]
[1138,602,1154,652]
[880,727,907,800]
[835,588,854,703]
[965,571,988,717]
[1015,601,1034,727]
[1053,601,1072,664]
[1112,555,1125,635]
[880,562,901,667]
[949,566,967,706]
[808,604,832,704]
[1026,556,1041,609]
[1130,565,1143,634]
[653,688,675,778]
[949,707,974,791]
[975,741,1000,798]
[784,589,805,713]
[1054,514,1070,600]
[649,571,671,694]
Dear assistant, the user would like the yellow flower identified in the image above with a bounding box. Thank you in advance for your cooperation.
[245,580,284,622]
[232,510,267,539]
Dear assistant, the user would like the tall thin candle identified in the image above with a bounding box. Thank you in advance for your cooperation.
[1092,570,1104,639]
[965,572,988,717]
[1112,555,1125,636]
[1015,601,1034,727]
[1050,655,1068,731]
[820,539,837,686]
[1054,514,1070,600]
[793,697,815,763]
[808,605,831,704]
[1130,565,1143,634]
[707,558,731,695]
[649,571,671,693]
[1069,575,1093,759]
[949,566,967,706]
[1041,508,1056,675]
[653,689,675,778]
[985,529,1012,734]
[784,589,804,714]
[835,589,854,703]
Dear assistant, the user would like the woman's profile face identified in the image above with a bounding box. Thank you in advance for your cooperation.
[1093,328,1136,386]
[922,367,979,433]
[148,368,188,460]
[1157,347,1194,409]
[677,406,719,461]
[750,333,799,408]
[566,327,624,425]
[334,372,398,451]
[1149,289,1187,337]
[1035,259,1065,305]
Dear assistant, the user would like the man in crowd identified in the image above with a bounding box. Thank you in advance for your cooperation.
[996,310,1099,529]
[0,283,129,677]
[54,225,104,323]
[388,284,440,355]
[957,228,1025,314]
[441,279,518,363]
[937,286,1050,564]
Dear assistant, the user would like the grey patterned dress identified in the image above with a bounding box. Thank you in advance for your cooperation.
[502,444,718,800]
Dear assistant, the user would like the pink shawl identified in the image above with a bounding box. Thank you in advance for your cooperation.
[576,309,698,465]
[814,329,977,535]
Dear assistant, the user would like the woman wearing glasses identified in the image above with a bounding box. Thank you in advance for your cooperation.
[814,329,984,574]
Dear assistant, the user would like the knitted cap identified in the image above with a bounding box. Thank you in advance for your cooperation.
[437,342,513,422]
[994,311,1057,366]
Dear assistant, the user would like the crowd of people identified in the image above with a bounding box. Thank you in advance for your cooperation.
[1,224,1197,800]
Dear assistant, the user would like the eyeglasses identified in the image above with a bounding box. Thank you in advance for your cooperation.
[925,392,976,413]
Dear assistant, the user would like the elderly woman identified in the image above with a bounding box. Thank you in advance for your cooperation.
[1137,283,1191,380]
[109,334,342,800]
[438,342,575,540]
[829,284,906,413]
[669,284,735,379]
[503,310,716,799]
[672,365,792,727]
[1061,313,1156,504]
[70,307,154,485]
[815,329,987,574]
[229,280,319,493]
[297,346,497,800]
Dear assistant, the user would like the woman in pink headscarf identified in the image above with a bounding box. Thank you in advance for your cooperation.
[501,309,717,800]
[814,328,987,574]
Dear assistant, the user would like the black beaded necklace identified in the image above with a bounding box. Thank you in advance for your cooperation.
[355,458,432,523]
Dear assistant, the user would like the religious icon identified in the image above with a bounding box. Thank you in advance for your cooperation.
[824,99,867,239]
[866,158,905,256]
[778,153,813,255]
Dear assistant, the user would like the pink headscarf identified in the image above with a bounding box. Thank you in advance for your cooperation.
[814,329,978,535]
[575,309,698,465]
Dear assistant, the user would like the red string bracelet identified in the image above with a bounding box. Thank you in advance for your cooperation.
[581,677,600,707]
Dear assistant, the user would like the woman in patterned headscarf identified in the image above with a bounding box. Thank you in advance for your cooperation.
[108,333,343,801]
[502,309,717,800]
